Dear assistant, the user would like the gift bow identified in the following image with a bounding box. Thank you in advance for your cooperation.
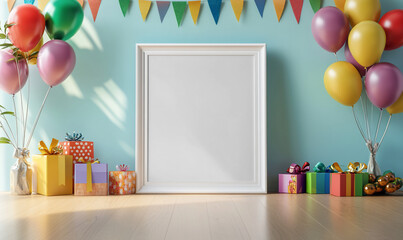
[313,162,334,173]
[287,162,310,174]
[77,157,100,192]
[65,132,84,141]
[38,138,62,155]
[116,164,129,171]
[330,162,367,173]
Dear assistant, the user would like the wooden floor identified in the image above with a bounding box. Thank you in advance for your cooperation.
[1,192,402,240]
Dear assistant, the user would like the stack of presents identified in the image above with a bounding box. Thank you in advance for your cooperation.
[279,161,402,196]
[32,133,136,196]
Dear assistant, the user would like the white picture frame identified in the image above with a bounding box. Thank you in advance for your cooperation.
[136,44,267,193]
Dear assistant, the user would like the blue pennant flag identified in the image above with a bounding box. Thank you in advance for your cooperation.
[156,1,171,22]
[254,0,266,18]
[208,0,222,24]
[24,0,35,4]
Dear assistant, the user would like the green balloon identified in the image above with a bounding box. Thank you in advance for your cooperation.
[44,0,84,40]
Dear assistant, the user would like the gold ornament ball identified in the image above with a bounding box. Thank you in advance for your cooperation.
[385,183,397,193]
[368,174,377,183]
[385,172,395,183]
[374,183,384,193]
[378,176,388,187]
[364,183,376,195]
[395,178,403,190]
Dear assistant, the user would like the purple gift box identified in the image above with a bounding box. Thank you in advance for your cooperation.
[278,174,306,194]
[74,163,108,184]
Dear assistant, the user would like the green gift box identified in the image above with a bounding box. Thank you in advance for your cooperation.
[306,172,330,194]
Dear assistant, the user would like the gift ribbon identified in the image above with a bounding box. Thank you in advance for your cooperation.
[65,132,84,141]
[116,164,129,171]
[313,162,334,173]
[77,158,100,192]
[38,139,65,186]
[287,162,310,174]
[330,162,367,173]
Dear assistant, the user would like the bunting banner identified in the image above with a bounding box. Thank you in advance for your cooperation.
[7,0,15,12]
[38,0,50,11]
[24,0,34,4]
[119,0,130,16]
[230,0,243,22]
[334,0,345,12]
[173,2,187,26]
[290,0,303,23]
[208,0,222,24]
[156,1,170,22]
[88,0,102,21]
[254,0,265,18]
[309,0,321,13]
[139,0,152,21]
[78,0,84,7]
[188,1,201,25]
[273,0,286,22]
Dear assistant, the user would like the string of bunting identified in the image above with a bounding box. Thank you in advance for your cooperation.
[6,0,328,26]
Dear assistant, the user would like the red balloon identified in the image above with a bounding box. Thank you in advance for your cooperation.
[379,9,403,51]
[7,5,45,52]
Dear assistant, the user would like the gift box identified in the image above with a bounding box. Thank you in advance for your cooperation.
[32,139,73,196]
[74,162,108,196]
[329,162,369,197]
[109,165,136,195]
[306,162,332,194]
[278,162,310,194]
[59,141,94,162]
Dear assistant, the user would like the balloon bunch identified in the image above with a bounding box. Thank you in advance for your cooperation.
[312,0,403,176]
[364,171,402,195]
[0,0,83,151]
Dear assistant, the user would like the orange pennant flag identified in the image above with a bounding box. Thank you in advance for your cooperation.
[88,0,102,21]
[38,0,50,11]
[188,1,201,24]
[78,0,84,7]
[7,0,15,12]
[334,0,345,12]
[230,0,244,22]
[139,0,152,21]
[273,0,286,22]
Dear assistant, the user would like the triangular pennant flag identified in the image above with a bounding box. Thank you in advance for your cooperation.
[230,0,243,22]
[156,1,170,22]
[290,0,303,23]
[24,0,35,4]
[188,1,201,25]
[334,0,345,12]
[119,0,130,16]
[139,0,152,21]
[88,0,102,21]
[77,0,84,7]
[273,0,286,22]
[254,0,266,18]
[38,0,50,11]
[7,0,15,12]
[309,0,321,13]
[208,0,222,24]
[173,2,187,26]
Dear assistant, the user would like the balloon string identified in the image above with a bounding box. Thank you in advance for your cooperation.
[12,95,19,148]
[378,114,392,149]
[334,52,338,62]
[0,109,17,149]
[25,86,52,148]
[374,109,383,143]
[23,53,31,148]
[15,58,25,149]
[360,94,370,140]
[352,106,367,143]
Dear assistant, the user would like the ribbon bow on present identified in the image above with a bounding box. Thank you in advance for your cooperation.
[77,157,100,193]
[38,138,62,155]
[65,132,84,141]
[287,162,310,174]
[116,164,129,171]
[330,162,367,173]
[313,162,334,173]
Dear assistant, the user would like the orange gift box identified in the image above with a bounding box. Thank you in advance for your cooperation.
[59,141,94,162]
[109,171,136,195]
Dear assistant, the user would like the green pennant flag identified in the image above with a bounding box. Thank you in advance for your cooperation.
[119,0,130,16]
[309,0,321,13]
[173,2,187,27]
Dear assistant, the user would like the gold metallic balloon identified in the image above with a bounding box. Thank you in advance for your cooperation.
[385,183,397,193]
[364,183,376,195]
[387,93,403,115]
[27,37,43,65]
[374,183,384,193]
[385,172,395,183]
[344,0,381,27]
[368,174,376,183]
[378,176,388,187]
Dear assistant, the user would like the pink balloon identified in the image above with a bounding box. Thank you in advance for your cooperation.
[344,41,366,77]
[0,50,29,95]
[37,40,76,87]
[312,7,350,53]
[365,63,403,109]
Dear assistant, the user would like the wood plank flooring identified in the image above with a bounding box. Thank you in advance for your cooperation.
[0,192,402,240]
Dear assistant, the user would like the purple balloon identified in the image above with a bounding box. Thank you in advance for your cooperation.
[344,41,366,77]
[312,6,350,53]
[37,40,76,87]
[0,50,29,95]
[365,63,403,109]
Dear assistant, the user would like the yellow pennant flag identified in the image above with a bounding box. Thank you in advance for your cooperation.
[188,1,201,24]
[230,0,243,22]
[334,0,345,12]
[7,0,15,12]
[139,0,152,21]
[273,0,286,21]
[77,0,84,7]
[38,0,50,11]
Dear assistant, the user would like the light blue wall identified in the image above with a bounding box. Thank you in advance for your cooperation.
[0,0,402,192]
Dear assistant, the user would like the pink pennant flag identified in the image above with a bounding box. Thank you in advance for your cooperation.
[88,0,102,21]
[290,0,303,23]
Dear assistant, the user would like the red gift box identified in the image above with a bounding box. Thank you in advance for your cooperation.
[59,141,94,163]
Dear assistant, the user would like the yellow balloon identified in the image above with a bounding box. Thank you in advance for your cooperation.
[344,0,381,27]
[348,21,385,68]
[324,61,362,107]
[27,38,43,65]
[387,93,403,115]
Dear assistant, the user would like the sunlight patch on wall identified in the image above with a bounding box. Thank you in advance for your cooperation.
[61,76,84,99]
[119,140,135,157]
[70,17,103,51]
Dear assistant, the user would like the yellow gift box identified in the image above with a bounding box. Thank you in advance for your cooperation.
[32,139,73,196]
